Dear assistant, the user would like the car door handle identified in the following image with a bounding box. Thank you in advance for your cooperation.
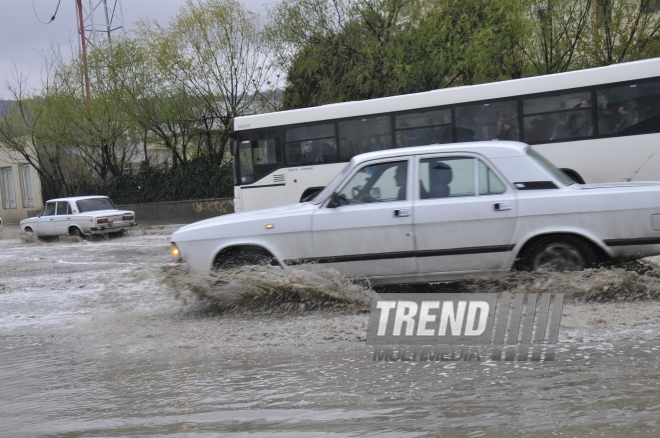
[394,208,410,217]
[50,218,54,221]
[494,202,511,211]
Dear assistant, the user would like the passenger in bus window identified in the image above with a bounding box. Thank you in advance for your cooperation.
[569,99,592,138]
[339,138,354,159]
[368,135,384,152]
[498,119,519,140]
[598,102,618,135]
[615,105,632,132]
[320,139,338,163]
[301,143,318,163]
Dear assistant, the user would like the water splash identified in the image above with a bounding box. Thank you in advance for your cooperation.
[161,264,374,313]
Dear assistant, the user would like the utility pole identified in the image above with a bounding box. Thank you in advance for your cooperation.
[75,0,125,101]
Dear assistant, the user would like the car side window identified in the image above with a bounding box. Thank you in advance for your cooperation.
[478,160,506,195]
[338,160,408,204]
[56,202,69,215]
[43,202,56,216]
[420,157,475,199]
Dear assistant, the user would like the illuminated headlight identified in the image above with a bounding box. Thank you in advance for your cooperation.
[170,244,181,261]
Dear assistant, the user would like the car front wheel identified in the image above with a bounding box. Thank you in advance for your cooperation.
[520,236,598,272]
[214,251,275,270]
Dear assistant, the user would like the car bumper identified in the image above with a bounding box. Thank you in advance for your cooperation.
[89,222,138,233]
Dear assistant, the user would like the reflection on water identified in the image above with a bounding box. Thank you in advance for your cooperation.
[0,227,659,436]
[1,338,659,437]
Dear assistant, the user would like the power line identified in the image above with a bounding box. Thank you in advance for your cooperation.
[32,0,63,24]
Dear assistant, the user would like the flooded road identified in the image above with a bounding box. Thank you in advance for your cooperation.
[1,225,659,437]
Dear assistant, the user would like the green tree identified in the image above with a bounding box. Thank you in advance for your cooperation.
[136,0,276,164]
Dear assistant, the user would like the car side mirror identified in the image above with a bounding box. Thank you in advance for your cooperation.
[327,193,348,208]
[327,193,340,208]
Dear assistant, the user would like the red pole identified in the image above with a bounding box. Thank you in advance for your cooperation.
[76,0,91,102]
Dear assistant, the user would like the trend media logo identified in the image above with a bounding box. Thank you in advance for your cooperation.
[367,292,564,362]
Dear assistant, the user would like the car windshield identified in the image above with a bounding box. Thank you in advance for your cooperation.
[310,163,351,204]
[76,198,116,212]
[527,147,574,186]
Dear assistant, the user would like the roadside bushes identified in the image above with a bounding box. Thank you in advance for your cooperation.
[99,158,234,204]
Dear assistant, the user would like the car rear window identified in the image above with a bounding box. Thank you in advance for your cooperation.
[527,148,574,186]
[76,198,116,212]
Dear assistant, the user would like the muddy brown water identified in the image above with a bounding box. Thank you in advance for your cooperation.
[0,225,659,437]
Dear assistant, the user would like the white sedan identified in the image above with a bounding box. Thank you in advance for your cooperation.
[170,142,660,284]
[20,196,137,238]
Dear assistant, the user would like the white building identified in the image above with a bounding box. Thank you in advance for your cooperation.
[0,148,43,223]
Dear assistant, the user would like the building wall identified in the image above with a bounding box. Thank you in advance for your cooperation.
[0,148,43,224]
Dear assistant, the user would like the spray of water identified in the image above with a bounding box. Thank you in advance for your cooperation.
[161,264,375,313]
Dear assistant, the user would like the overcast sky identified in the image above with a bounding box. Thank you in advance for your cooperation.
[0,0,271,98]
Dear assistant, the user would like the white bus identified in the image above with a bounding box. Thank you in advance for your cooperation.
[231,57,660,212]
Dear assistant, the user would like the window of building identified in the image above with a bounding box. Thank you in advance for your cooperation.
[1,167,16,210]
[18,164,34,208]
[642,0,660,13]
[595,0,612,26]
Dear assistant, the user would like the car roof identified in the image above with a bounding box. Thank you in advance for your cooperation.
[350,141,529,165]
[46,196,110,203]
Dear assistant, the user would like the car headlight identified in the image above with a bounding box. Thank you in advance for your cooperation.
[170,243,181,262]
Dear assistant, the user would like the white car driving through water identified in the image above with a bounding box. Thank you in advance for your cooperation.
[20,196,137,238]
[170,142,660,284]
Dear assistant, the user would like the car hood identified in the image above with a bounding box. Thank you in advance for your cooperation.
[173,202,313,235]
[580,181,660,189]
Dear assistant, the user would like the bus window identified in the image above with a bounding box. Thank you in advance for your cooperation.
[286,123,335,142]
[286,139,338,164]
[285,123,337,164]
[597,80,660,136]
[456,99,518,142]
[338,116,392,160]
[238,139,282,184]
[395,109,452,147]
[523,91,593,143]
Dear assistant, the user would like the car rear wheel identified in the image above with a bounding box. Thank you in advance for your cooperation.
[520,236,598,272]
[69,227,84,238]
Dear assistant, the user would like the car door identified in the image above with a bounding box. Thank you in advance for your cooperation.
[413,154,517,275]
[35,201,57,236]
[312,159,416,277]
[53,201,73,235]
